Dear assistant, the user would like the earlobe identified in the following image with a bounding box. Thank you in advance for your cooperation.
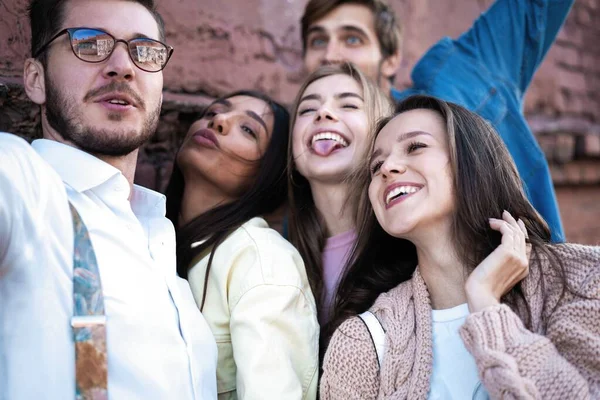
[380,51,402,81]
[23,58,46,105]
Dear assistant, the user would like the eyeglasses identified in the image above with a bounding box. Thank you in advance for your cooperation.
[33,27,174,73]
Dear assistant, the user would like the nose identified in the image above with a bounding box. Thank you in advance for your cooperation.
[381,157,407,179]
[102,42,135,81]
[314,104,338,123]
[322,40,343,65]
[208,113,230,135]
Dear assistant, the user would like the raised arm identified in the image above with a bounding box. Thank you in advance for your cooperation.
[0,134,38,268]
[228,240,319,400]
[460,245,600,398]
[0,133,70,273]
[457,0,574,95]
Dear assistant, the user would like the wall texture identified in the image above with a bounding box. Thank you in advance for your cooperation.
[1,0,599,243]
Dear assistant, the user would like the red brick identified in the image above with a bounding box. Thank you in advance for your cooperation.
[556,186,600,245]
[557,69,588,94]
[555,134,577,164]
[583,134,600,157]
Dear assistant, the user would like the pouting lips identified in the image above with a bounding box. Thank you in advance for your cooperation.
[386,185,421,205]
[310,132,349,156]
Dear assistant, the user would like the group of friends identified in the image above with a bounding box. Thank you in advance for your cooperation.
[1,0,599,399]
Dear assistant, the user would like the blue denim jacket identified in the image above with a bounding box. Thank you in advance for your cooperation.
[392,0,573,243]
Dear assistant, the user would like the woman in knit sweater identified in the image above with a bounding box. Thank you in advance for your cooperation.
[320,95,600,399]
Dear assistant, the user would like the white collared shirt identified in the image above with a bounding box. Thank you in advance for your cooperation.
[0,133,217,400]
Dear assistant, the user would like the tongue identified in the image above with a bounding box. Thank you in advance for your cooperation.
[312,140,343,156]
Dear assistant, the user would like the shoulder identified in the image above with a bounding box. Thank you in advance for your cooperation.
[531,243,600,308]
[547,243,600,293]
[0,134,64,202]
[321,316,380,397]
[0,133,44,174]
[215,217,309,287]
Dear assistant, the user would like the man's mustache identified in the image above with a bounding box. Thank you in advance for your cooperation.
[84,82,145,110]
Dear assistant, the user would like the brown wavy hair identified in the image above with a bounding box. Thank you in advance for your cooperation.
[327,95,567,344]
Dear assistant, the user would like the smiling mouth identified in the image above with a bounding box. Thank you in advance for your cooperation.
[310,131,350,156]
[385,185,422,206]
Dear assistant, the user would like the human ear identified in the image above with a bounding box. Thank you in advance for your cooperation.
[380,50,402,81]
[23,58,46,105]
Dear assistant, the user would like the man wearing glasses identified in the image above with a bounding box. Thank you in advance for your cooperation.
[0,1,217,399]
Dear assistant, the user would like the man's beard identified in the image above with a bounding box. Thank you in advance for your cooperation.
[44,77,160,157]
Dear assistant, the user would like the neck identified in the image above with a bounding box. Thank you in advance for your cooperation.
[410,223,467,310]
[309,180,354,237]
[42,127,139,197]
[379,78,392,98]
[179,177,232,227]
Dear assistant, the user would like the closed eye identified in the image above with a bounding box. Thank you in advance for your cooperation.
[342,103,359,110]
[242,125,257,138]
[407,141,427,153]
[370,160,383,175]
[298,107,316,116]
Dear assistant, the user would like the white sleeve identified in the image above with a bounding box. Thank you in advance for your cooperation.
[0,133,65,271]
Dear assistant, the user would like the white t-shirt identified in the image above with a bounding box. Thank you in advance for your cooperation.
[429,303,489,400]
[0,134,217,400]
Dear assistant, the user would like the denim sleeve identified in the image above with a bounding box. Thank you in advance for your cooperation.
[455,0,575,96]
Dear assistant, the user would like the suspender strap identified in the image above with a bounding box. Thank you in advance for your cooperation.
[358,311,386,368]
[69,203,108,400]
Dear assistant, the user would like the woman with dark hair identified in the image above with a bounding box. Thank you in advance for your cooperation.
[288,63,393,334]
[166,91,319,399]
[320,95,600,399]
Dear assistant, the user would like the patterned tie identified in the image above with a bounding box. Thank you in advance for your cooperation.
[69,203,108,400]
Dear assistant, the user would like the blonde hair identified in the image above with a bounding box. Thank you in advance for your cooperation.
[287,62,393,315]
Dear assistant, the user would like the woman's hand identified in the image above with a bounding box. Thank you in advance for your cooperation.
[465,210,530,313]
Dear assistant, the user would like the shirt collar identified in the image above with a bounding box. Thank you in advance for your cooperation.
[32,139,120,193]
[32,139,166,218]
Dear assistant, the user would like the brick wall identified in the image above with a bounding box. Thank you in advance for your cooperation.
[1,0,599,244]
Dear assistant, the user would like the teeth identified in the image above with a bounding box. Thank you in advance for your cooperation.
[311,132,349,147]
[108,99,129,105]
[385,186,420,205]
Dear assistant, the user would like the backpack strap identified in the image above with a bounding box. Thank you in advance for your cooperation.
[358,310,386,368]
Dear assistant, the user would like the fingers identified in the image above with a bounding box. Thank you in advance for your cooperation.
[489,211,528,256]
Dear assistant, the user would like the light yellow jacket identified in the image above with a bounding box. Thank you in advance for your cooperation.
[188,217,319,400]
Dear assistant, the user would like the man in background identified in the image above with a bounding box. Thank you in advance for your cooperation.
[301,0,573,242]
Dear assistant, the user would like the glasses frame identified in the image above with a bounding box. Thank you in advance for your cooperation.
[32,27,174,73]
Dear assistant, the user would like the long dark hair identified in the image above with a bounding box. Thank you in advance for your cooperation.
[287,64,393,314]
[166,90,290,303]
[326,95,565,343]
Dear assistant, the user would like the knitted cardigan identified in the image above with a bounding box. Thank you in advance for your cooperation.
[320,243,600,399]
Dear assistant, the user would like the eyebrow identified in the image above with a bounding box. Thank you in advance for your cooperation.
[370,130,433,162]
[298,92,364,104]
[246,111,269,134]
[209,99,269,136]
[212,99,232,108]
[339,25,369,37]
[306,24,368,37]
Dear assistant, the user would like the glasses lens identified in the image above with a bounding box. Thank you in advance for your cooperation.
[129,38,169,72]
[71,28,115,62]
